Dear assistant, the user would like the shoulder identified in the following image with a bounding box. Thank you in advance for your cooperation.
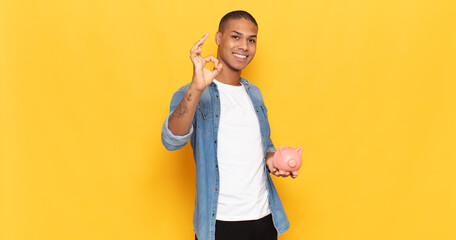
[174,83,212,96]
[168,83,192,109]
[241,78,261,93]
[241,78,265,102]
[175,83,191,94]
[249,82,261,92]
[172,83,213,105]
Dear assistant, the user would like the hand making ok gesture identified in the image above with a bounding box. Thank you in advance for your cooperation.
[190,33,223,92]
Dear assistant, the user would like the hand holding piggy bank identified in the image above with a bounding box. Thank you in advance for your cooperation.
[273,146,303,177]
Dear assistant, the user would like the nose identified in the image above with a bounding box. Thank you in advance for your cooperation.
[239,40,248,51]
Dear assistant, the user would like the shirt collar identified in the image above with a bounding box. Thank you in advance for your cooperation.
[210,78,250,90]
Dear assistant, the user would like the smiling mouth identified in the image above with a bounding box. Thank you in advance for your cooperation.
[233,53,248,60]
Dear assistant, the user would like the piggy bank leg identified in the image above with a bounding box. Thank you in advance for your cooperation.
[292,171,299,177]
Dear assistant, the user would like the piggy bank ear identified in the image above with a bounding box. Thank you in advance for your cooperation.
[296,147,303,155]
[278,146,285,153]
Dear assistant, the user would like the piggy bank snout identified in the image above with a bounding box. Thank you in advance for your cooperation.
[288,159,297,168]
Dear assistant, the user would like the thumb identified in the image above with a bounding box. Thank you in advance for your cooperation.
[211,62,223,78]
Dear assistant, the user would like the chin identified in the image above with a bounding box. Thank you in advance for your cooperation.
[230,61,251,71]
[233,66,245,71]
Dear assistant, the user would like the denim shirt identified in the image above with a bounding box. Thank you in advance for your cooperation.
[161,78,289,240]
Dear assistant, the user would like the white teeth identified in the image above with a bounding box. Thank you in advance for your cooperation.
[233,54,247,59]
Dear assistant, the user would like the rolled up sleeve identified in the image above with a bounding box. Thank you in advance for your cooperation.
[160,85,194,151]
[267,136,276,154]
[161,113,194,151]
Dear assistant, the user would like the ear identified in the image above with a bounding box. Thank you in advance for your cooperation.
[296,147,303,155]
[215,31,222,46]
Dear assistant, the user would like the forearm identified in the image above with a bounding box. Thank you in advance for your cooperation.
[168,84,202,136]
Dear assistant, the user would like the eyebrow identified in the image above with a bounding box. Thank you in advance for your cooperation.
[232,30,257,38]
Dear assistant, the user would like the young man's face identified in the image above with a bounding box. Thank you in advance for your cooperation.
[216,18,258,72]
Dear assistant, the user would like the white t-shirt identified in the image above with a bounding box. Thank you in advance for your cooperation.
[214,79,270,221]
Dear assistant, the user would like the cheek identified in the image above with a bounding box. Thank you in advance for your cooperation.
[227,42,236,51]
[249,44,256,53]
[250,48,257,58]
[221,42,230,51]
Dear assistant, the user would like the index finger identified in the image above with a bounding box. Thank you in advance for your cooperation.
[202,55,218,65]
[191,33,209,53]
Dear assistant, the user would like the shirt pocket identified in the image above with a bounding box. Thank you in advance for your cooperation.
[196,104,212,136]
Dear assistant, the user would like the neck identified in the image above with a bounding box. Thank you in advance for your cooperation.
[216,63,242,86]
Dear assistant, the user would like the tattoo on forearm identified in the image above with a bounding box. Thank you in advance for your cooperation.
[170,101,188,120]
[169,92,192,121]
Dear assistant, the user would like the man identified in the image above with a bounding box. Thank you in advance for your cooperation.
[161,10,296,240]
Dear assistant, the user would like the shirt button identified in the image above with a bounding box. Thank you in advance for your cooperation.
[216,115,219,117]
[216,164,218,168]
[203,114,207,117]
[214,140,217,143]
[215,187,218,191]
[212,213,215,217]
[262,133,265,136]
[256,109,259,112]
[216,95,219,98]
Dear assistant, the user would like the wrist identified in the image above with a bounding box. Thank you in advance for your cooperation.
[188,83,204,97]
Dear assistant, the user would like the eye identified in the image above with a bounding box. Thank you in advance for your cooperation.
[249,39,256,43]
[232,35,239,39]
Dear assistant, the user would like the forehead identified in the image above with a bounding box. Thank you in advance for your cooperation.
[222,18,258,36]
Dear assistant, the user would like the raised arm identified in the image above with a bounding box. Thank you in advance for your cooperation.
[168,33,223,136]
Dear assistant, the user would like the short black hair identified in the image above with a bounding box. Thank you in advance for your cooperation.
[218,10,258,33]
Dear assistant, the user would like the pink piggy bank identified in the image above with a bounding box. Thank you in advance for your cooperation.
[273,146,303,176]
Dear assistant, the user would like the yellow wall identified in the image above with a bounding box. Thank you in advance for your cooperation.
[1,0,455,239]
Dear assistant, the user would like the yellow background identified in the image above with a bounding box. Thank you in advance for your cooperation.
[1,0,455,239]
